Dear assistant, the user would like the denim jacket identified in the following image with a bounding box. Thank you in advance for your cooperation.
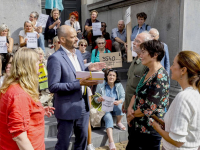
[94,81,125,103]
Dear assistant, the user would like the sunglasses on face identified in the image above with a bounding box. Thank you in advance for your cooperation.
[80,44,87,47]
[101,25,106,27]
[98,42,105,45]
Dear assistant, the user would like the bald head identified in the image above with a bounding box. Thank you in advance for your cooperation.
[57,25,76,40]
[149,28,159,40]
[57,25,78,51]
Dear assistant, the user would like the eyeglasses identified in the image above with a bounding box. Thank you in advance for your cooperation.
[80,44,87,47]
[98,42,105,45]
[133,39,141,44]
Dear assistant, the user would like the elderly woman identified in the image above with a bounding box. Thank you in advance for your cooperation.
[127,40,169,150]
[91,37,110,63]
[0,48,54,150]
[78,39,91,64]
[0,24,13,76]
[45,8,61,47]
[84,10,100,47]
[53,36,60,51]
[29,11,45,52]
[95,69,125,150]
[64,11,81,33]
[19,21,39,47]
[152,51,200,150]
[131,12,151,41]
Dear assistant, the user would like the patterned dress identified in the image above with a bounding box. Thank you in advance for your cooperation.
[134,67,170,134]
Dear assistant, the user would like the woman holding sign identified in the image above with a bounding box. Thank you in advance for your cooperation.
[19,21,39,47]
[91,37,110,63]
[95,69,125,150]
[0,24,13,76]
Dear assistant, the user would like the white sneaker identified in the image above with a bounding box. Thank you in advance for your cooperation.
[87,143,95,150]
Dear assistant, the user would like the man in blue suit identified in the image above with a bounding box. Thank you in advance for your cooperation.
[47,25,106,150]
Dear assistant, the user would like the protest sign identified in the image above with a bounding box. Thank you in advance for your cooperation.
[124,6,133,62]
[99,52,122,68]
[39,63,48,90]
[37,14,49,27]
[124,6,131,26]
[27,33,38,48]
[0,36,7,53]
[101,96,115,112]
[92,22,102,36]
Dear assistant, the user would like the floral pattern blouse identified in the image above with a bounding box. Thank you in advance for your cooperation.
[134,67,169,134]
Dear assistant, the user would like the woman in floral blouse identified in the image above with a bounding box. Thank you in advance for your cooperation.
[126,40,170,150]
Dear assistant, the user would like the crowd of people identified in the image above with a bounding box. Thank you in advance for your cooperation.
[0,4,200,150]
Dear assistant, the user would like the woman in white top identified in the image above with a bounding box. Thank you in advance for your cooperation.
[29,11,45,52]
[152,51,200,150]
[64,11,81,33]
[19,21,39,47]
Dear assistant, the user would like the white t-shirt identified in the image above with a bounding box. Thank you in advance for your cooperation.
[163,87,200,150]
[87,87,92,97]
[64,20,81,31]
[19,30,37,39]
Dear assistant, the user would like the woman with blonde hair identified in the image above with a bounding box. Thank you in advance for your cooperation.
[0,24,14,76]
[152,51,200,150]
[45,8,61,47]
[0,48,54,150]
[19,21,39,47]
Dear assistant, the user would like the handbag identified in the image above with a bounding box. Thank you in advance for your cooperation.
[90,93,105,128]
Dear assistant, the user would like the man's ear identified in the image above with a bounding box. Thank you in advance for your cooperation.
[60,37,65,44]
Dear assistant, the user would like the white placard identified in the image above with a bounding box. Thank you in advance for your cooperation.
[37,14,49,27]
[27,33,38,48]
[0,36,7,53]
[101,96,115,112]
[124,7,131,26]
[92,22,102,36]
[131,41,137,57]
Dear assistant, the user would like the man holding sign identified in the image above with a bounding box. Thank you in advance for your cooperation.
[94,69,125,150]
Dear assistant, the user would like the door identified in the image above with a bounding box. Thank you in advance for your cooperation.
[41,0,82,29]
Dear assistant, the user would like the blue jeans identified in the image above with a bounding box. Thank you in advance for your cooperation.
[38,33,45,52]
[103,103,124,129]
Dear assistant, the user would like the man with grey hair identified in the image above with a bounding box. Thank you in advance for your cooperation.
[149,28,170,74]
[111,20,127,58]
[123,31,152,150]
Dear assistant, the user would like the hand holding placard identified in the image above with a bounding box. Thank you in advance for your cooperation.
[37,14,49,27]
[27,33,38,48]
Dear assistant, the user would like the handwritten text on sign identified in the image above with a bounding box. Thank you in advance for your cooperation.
[27,33,38,48]
[37,14,49,27]
[99,52,122,68]
[0,36,7,53]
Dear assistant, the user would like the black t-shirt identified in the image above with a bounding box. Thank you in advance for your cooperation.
[85,18,100,26]
[103,32,110,40]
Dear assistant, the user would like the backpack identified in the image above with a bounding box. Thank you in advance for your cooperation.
[132,24,149,33]
[95,49,109,57]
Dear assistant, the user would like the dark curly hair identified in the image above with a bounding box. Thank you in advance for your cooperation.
[104,69,120,84]
[140,40,165,62]
[136,12,147,20]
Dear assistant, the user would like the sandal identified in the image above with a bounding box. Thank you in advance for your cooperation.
[109,142,116,150]
[116,122,126,131]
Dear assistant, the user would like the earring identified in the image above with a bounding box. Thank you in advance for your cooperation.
[180,75,182,80]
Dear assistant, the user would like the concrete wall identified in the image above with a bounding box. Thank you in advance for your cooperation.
[0,0,41,44]
[181,0,200,54]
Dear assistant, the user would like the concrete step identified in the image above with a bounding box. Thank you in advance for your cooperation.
[45,124,128,150]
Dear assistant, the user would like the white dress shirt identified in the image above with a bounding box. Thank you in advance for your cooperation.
[61,45,84,94]
[162,87,200,150]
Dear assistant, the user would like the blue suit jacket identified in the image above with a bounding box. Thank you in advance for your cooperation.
[47,47,89,120]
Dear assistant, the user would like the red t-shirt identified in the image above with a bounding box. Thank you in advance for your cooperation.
[0,84,45,150]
